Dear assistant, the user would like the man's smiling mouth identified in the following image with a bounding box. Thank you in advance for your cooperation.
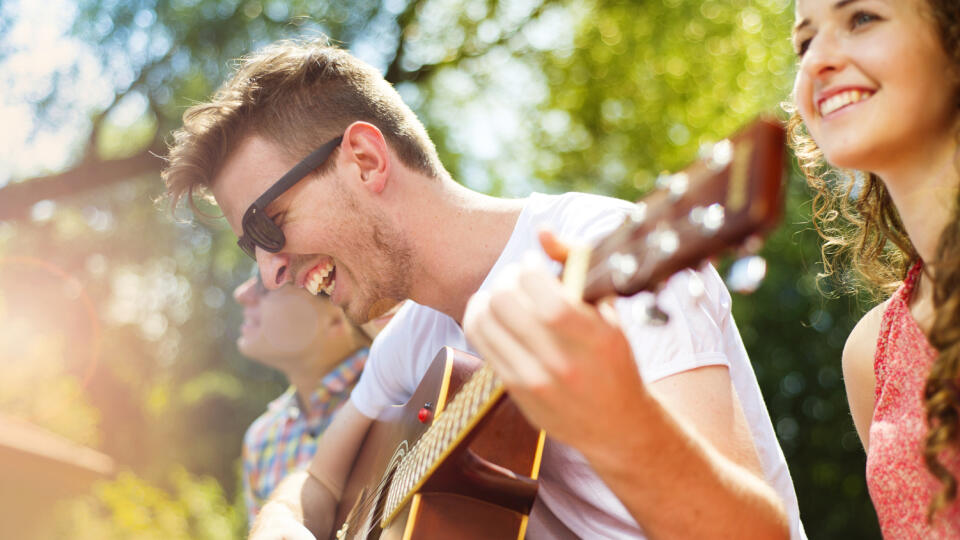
[305,260,336,296]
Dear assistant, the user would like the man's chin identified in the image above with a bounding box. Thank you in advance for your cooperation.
[357,299,402,339]
[367,297,401,320]
[340,301,369,327]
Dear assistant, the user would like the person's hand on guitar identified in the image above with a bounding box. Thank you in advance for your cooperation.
[463,229,649,451]
[465,228,789,539]
[249,500,317,540]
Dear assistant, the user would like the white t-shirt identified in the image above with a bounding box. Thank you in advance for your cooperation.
[350,192,805,539]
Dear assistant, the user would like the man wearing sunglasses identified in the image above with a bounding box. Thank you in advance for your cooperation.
[163,40,801,539]
[233,269,397,523]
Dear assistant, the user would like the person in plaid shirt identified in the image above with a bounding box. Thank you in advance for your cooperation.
[233,271,396,521]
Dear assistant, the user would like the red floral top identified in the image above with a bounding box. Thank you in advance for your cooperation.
[868,261,960,537]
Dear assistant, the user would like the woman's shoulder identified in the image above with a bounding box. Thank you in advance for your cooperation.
[842,300,890,449]
[844,299,890,368]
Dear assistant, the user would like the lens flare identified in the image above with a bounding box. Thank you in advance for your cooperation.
[0,256,101,389]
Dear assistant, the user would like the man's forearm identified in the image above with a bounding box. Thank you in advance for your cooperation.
[584,392,789,540]
[251,470,338,538]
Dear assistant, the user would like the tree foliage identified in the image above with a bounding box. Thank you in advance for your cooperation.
[46,468,245,539]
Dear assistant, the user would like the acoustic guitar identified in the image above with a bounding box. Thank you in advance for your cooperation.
[332,118,787,540]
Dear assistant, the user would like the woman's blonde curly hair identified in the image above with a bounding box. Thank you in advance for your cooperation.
[788,0,960,522]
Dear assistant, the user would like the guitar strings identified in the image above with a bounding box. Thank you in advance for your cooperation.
[352,368,501,537]
[351,429,437,536]
[344,388,471,535]
[344,441,423,535]
[342,474,390,535]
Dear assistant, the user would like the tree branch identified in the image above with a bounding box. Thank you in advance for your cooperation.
[385,0,549,84]
[0,144,164,222]
[383,0,424,84]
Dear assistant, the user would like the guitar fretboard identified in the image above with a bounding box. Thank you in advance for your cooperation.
[381,364,503,525]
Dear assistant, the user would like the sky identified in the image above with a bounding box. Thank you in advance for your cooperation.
[1,0,118,186]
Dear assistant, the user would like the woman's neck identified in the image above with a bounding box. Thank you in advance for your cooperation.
[875,136,960,264]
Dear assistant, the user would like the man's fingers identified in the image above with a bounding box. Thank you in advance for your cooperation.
[465,293,550,387]
[486,286,567,374]
[596,296,622,327]
[537,228,569,264]
[249,517,316,540]
[514,268,603,338]
[286,523,318,540]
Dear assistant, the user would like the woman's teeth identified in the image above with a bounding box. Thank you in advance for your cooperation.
[819,89,873,116]
[305,262,336,296]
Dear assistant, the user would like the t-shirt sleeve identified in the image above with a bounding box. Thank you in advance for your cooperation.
[615,265,733,382]
[349,329,409,419]
[349,302,442,419]
[548,193,733,382]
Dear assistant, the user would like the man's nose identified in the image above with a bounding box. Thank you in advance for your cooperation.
[256,248,292,290]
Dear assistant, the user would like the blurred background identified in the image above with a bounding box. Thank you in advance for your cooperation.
[0,0,879,538]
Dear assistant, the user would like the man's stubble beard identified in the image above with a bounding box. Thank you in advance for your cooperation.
[346,207,413,325]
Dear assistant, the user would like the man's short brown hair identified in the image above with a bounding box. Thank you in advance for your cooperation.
[162,38,446,209]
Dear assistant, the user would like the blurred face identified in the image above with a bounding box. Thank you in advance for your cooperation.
[233,276,346,369]
[213,135,412,325]
[793,0,958,172]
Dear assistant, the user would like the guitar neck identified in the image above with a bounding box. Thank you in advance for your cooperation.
[381,364,505,526]
[562,118,785,303]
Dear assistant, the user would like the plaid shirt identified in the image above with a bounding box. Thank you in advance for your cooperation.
[241,349,367,521]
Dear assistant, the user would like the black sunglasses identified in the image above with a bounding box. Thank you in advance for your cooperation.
[237,136,343,260]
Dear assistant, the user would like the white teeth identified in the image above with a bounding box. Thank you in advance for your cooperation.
[304,261,335,296]
[306,272,322,295]
[819,89,872,116]
[321,274,336,296]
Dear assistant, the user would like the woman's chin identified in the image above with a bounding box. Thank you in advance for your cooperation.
[821,147,875,174]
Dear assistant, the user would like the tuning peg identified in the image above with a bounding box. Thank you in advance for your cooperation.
[646,225,679,256]
[645,302,670,325]
[629,201,648,224]
[725,255,767,294]
[607,251,640,294]
[699,139,734,171]
[655,172,689,201]
[633,294,669,326]
[688,203,725,235]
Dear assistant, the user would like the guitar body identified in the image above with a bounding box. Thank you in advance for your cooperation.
[333,347,546,540]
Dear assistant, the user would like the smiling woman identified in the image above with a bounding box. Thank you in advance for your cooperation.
[788,0,960,534]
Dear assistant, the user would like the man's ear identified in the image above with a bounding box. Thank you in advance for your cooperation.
[341,121,390,194]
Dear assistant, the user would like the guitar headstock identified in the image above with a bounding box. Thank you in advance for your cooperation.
[564,117,786,303]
